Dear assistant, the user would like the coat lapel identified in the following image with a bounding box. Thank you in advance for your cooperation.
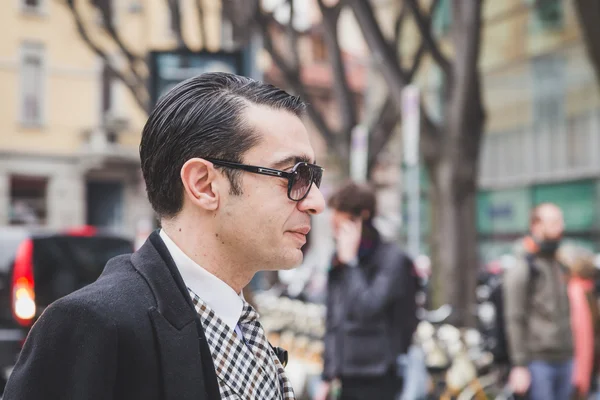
[147,308,206,400]
[131,231,221,400]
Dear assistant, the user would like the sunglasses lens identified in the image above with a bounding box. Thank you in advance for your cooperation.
[313,167,323,188]
[290,164,313,201]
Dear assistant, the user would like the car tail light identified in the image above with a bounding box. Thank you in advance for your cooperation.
[12,239,36,327]
[66,225,97,237]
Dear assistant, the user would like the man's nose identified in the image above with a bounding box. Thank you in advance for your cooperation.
[298,183,326,215]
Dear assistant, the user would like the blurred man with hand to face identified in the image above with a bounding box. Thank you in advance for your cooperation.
[315,182,418,400]
[505,203,573,400]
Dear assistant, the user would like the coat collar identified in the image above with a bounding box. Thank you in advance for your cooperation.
[131,230,196,328]
[131,230,221,400]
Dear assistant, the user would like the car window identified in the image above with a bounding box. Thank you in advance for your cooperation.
[32,235,133,306]
[0,228,29,273]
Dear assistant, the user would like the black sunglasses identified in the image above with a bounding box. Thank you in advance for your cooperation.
[204,158,324,202]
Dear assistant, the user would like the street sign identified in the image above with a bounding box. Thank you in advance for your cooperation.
[401,85,421,258]
[149,50,245,108]
[350,124,368,182]
[402,85,420,167]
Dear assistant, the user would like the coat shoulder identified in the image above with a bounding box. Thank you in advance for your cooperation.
[49,253,156,326]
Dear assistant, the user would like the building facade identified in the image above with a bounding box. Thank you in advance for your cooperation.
[403,0,600,263]
[0,0,231,240]
[475,0,600,261]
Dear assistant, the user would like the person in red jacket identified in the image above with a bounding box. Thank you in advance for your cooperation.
[559,245,600,399]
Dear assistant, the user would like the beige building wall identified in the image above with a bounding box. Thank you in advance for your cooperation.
[0,0,225,237]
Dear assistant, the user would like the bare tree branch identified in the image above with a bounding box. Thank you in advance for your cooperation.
[317,0,358,138]
[407,44,425,81]
[93,0,145,88]
[286,0,301,69]
[235,0,399,168]
[221,0,260,44]
[66,0,149,113]
[195,0,207,50]
[394,0,440,80]
[405,0,451,77]
[167,0,191,50]
[256,10,343,159]
[367,94,399,174]
[394,2,408,59]
[348,0,438,155]
[349,0,408,99]
[330,0,346,19]
[450,0,485,149]
[365,0,433,175]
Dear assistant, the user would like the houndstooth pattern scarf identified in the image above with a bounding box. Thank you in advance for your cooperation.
[188,288,295,400]
[239,302,295,400]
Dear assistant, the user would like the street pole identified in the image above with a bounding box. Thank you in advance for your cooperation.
[350,124,368,183]
[402,85,421,258]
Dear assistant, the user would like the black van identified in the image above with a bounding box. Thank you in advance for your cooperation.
[0,226,133,388]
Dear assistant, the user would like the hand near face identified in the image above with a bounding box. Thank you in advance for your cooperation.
[335,218,362,264]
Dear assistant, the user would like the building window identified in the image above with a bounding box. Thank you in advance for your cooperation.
[566,112,596,171]
[100,61,124,119]
[9,176,48,226]
[433,0,452,36]
[531,54,565,175]
[528,0,563,32]
[86,181,123,231]
[20,43,45,127]
[21,0,44,14]
[221,18,235,51]
[479,128,531,185]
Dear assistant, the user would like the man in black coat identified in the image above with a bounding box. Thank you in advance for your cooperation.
[4,72,326,400]
[315,182,418,400]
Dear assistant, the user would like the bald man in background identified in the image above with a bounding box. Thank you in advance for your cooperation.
[504,203,574,400]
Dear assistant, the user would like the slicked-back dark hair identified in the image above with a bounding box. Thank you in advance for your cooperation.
[140,72,306,218]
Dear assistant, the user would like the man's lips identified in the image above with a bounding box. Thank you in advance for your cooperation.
[289,226,311,236]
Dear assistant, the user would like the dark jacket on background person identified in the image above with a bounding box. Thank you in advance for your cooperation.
[322,227,417,381]
[3,232,223,400]
[503,239,573,367]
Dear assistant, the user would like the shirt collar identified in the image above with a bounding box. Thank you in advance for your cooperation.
[159,229,243,331]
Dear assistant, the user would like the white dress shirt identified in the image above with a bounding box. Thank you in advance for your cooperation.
[159,230,244,336]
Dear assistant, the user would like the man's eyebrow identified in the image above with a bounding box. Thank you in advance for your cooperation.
[270,155,315,170]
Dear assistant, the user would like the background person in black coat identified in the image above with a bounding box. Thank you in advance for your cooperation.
[315,182,418,400]
[3,72,326,400]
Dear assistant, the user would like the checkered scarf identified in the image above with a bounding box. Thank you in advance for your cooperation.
[188,288,295,400]
[239,302,295,399]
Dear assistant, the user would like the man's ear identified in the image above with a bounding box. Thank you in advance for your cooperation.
[180,158,221,211]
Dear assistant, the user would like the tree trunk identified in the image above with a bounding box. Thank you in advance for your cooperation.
[429,150,480,326]
[573,0,600,89]
[423,0,485,327]
[428,82,485,326]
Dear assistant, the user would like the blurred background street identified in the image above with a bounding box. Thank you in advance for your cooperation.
[1,0,600,398]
